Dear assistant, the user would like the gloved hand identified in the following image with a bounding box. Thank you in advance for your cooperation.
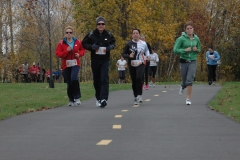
[91,44,99,50]
[106,45,114,51]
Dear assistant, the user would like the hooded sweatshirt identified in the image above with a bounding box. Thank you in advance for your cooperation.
[173,32,201,61]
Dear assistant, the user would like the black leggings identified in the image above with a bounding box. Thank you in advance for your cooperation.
[118,70,126,80]
[207,65,217,82]
[129,64,145,97]
[142,61,150,85]
[149,66,157,78]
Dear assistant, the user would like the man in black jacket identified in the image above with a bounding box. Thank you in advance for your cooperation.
[82,16,116,108]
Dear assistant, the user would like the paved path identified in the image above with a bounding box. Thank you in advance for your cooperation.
[0,84,240,160]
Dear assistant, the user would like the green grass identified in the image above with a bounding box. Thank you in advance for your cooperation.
[209,82,240,122]
[0,82,131,120]
[0,82,240,122]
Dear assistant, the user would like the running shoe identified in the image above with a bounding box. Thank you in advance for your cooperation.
[186,99,191,105]
[75,99,81,105]
[96,100,101,107]
[134,97,139,105]
[68,101,74,106]
[100,99,107,108]
[142,84,145,89]
[138,95,143,103]
[213,81,216,85]
[179,86,184,95]
[145,85,149,90]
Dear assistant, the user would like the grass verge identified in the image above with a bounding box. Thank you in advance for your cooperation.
[0,82,131,120]
[209,82,240,122]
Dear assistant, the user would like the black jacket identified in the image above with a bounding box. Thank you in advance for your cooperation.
[82,29,116,60]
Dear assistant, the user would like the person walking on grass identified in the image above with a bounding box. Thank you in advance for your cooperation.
[173,21,201,105]
[122,28,150,105]
[206,46,220,85]
[82,16,116,108]
[55,26,85,106]
[148,48,159,87]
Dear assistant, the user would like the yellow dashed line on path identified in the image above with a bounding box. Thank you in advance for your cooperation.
[154,94,159,96]
[145,99,151,101]
[115,115,122,118]
[121,110,128,112]
[112,125,122,129]
[96,140,112,145]
[133,105,139,107]
[162,91,167,92]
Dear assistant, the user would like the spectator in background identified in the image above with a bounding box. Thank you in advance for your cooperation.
[54,69,60,82]
[20,61,29,83]
[29,62,39,82]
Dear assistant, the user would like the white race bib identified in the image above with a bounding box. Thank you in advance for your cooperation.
[96,47,106,55]
[131,60,141,67]
[66,59,77,67]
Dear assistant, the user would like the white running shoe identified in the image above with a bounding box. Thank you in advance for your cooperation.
[134,97,139,105]
[179,86,184,95]
[186,99,191,105]
[68,101,74,106]
[137,95,143,103]
[75,99,81,105]
[153,84,156,87]
[149,81,152,87]
[96,100,101,107]
[213,81,216,85]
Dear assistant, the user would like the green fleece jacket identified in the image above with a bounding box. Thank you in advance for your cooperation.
[173,32,201,60]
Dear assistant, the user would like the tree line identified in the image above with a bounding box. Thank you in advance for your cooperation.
[1,0,240,83]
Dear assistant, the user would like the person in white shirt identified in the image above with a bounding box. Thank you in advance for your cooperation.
[116,56,127,83]
[148,48,159,87]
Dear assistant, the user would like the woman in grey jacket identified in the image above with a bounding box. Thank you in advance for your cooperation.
[206,46,220,85]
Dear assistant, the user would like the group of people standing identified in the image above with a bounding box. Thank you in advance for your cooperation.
[55,17,220,108]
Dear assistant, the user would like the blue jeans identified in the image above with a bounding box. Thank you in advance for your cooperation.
[63,66,81,102]
[91,59,109,101]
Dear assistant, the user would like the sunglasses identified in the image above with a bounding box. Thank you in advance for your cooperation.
[97,23,105,26]
[66,32,73,34]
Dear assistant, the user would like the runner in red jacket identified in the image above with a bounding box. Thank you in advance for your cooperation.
[55,26,85,106]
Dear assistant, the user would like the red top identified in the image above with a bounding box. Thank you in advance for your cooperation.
[29,65,39,74]
[55,38,85,70]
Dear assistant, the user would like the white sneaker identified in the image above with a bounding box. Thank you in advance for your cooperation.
[179,86,184,95]
[186,99,191,105]
[213,81,216,85]
[149,81,152,87]
[153,84,156,87]
[137,95,143,103]
[134,97,139,105]
[96,100,101,107]
[68,101,74,106]
[75,99,81,105]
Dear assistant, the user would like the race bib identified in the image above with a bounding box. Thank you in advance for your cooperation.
[66,59,77,67]
[96,47,106,55]
[131,60,141,67]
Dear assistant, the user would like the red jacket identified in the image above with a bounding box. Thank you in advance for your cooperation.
[55,37,85,70]
[29,65,39,74]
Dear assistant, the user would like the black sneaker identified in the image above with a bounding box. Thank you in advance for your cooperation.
[100,99,107,108]
[208,81,212,85]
